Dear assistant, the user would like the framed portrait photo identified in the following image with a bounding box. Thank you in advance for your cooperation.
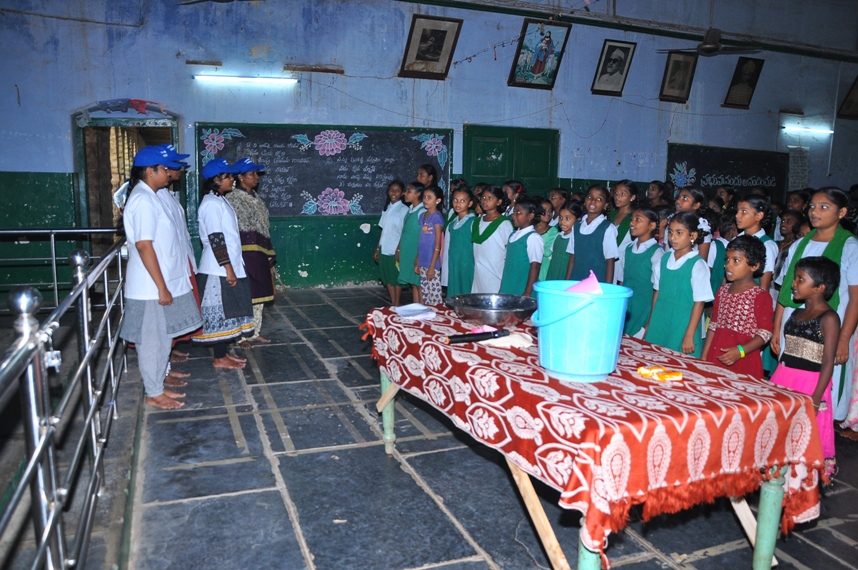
[507,18,572,90]
[723,57,765,109]
[591,39,636,96]
[837,75,858,120]
[398,14,463,80]
[659,51,699,104]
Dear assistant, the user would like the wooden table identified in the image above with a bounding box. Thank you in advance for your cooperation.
[365,307,824,569]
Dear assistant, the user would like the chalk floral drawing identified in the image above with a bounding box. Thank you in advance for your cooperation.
[291,130,367,155]
[669,161,697,189]
[199,128,244,164]
[300,188,364,215]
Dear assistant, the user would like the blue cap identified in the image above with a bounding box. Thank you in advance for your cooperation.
[233,157,267,173]
[201,158,238,180]
[158,143,191,162]
[133,146,183,169]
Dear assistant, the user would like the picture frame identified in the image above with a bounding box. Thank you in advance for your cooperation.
[658,51,699,104]
[591,39,636,96]
[722,57,765,109]
[398,14,463,80]
[837,74,858,120]
[507,18,572,90]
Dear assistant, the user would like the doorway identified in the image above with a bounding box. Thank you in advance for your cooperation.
[462,125,559,194]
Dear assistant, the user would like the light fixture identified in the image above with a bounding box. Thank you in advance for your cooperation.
[782,125,834,135]
[193,75,298,86]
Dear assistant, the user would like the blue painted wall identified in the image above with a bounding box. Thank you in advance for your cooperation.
[0,0,856,285]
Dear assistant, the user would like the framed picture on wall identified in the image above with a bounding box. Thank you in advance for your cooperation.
[659,51,698,103]
[398,14,463,80]
[591,39,636,96]
[838,75,858,120]
[507,18,572,90]
[722,57,765,109]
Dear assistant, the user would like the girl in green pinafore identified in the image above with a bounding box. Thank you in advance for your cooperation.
[645,211,715,357]
[618,206,663,338]
[499,196,544,296]
[609,180,638,262]
[567,185,619,283]
[545,201,580,281]
[442,186,476,297]
[396,182,425,299]
[534,198,559,282]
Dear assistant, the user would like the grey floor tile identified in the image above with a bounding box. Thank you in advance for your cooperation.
[261,403,378,452]
[329,354,377,387]
[251,379,351,409]
[300,327,371,358]
[248,342,330,382]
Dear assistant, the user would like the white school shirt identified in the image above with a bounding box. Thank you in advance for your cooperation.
[774,237,858,419]
[566,214,619,260]
[157,189,198,273]
[549,217,559,227]
[197,192,246,278]
[738,229,778,275]
[378,201,409,256]
[472,217,514,294]
[652,250,714,302]
[508,226,544,263]
[616,238,663,284]
[123,182,191,300]
[441,213,474,287]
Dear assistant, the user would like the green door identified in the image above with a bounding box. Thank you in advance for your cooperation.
[462,125,559,195]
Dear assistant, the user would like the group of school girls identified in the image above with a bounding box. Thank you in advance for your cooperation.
[119,146,276,411]
[377,172,858,481]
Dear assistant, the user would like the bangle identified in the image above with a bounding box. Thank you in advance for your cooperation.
[434,248,441,251]
[737,345,746,358]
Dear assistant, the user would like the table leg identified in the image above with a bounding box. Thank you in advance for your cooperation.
[731,497,777,567]
[505,458,572,570]
[753,466,787,570]
[577,537,602,570]
[378,372,397,455]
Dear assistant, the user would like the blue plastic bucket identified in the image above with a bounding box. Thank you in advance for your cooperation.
[532,281,633,383]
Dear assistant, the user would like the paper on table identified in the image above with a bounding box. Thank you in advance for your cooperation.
[393,303,436,320]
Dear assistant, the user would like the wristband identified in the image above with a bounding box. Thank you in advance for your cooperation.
[737,345,746,358]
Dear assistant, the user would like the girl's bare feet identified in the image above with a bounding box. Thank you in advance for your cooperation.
[164,376,188,388]
[146,394,184,409]
[226,353,247,364]
[170,350,189,363]
[168,370,191,378]
[163,388,186,399]
[213,357,244,369]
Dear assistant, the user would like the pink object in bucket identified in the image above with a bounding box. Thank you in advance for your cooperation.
[566,270,603,294]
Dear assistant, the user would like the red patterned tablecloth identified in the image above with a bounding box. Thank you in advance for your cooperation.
[365,307,824,552]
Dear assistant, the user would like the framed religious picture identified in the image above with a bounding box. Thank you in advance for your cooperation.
[591,39,636,96]
[398,14,463,80]
[837,75,858,120]
[507,18,572,90]
[659,51,699,104]
[722,57,765,109]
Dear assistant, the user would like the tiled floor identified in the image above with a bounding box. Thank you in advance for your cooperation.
[126,286,858,570]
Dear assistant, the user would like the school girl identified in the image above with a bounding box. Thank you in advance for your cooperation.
[396,182,425,300]
[545,201,580,281]
[566,185,619,283]
[442,186,476,297]
[646,180,670,208]
[715,185,737,211]
[735,195,778,290]
[445,178,469,226]
[617,207,663,337]
[771,256,841,478]
[415,185,444,304]
[534,198,559,282]
[705,209,727,295]
[609,180,638,255]
[471,185,513,293]
[193,158,255,369]
[547,187,571,227]
[645,211,714,357]
[502,180,525,217]
[701,235,773,378]
[774,187,858,423]
[120,146,202,409]
[499,196,544,297]
[375,180,409,306]
[675,187,712,263]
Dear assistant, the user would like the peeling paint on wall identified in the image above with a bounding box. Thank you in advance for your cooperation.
[359,223,371,233]
[298,270,308,278]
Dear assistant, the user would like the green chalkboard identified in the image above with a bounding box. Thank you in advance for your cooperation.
[666,143,789,202]
[195,123,453,217]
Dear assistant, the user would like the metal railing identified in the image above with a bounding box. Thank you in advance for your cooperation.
[0,238,127,569]
[0,228,119,311]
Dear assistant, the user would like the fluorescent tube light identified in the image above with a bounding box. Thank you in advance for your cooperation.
[193,75,298,86]
[782,126,834,135]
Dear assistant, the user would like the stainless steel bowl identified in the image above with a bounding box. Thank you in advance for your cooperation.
[445,294,537,328]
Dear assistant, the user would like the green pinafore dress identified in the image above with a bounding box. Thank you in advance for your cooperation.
[397,204,424,287]
[499,233,533,295]
[545,232,572,280]
[446,215,476,297]
[622,242,659,336]
[571,219,610,282]
[645,253,703,357]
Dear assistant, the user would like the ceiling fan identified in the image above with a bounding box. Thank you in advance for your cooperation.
[658,28,762,57]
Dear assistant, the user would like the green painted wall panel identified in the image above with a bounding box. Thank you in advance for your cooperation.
[0,172,76,228]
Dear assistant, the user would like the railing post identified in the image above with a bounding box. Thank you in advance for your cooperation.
[9,287,62,569]
[69,250,102,468]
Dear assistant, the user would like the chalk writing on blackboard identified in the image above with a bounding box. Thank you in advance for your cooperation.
[195,124,452,216]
